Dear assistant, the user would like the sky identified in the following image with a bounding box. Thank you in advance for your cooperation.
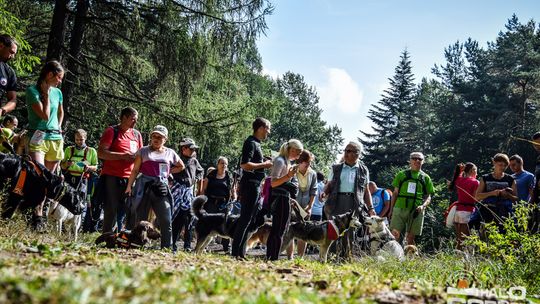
[257,0,540,147]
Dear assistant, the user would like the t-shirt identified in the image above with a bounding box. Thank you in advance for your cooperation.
[454,176,480,212]
[512,170,535,202]
[0,62,17,99]
[371,188,390,215]
[0,127,14,153]
[270,156,288,182]
[26,85,63,140]
[62,146,98,176]
[138,146,181,178]
[311,181,326,216]
[99,126,143,178]
[481,173,514,206]
[206,171,230,198]
[392,169,434,209]
[172,155,203,186]
[240,135,265,182]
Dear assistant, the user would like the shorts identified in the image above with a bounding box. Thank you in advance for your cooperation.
[29,139,64,161]
[454,210,472,224]
[389,206,425,236]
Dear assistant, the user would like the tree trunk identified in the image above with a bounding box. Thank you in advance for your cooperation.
[62,0,89,129]
[46,0,70,62]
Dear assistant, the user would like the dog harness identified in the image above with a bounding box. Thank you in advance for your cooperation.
[115,231,142,249]
[12,159,43,196]
[327,220,340,241]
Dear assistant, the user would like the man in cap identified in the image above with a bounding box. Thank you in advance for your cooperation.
[0,34,18,116]
[170,137,204,252]
[388,152,434,246]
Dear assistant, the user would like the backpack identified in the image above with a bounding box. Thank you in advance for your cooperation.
[99,125,141,161]
[397,170,428,209]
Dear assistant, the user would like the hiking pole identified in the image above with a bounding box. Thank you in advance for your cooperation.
[510,136,540,146]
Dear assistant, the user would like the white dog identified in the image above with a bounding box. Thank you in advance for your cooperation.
[48,200,82,241]
[363,215,404,261]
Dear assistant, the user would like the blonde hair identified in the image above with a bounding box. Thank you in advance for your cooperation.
[278,139,303,164]
[74,129,87,139]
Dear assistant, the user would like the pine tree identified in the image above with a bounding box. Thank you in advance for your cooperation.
[360,50,416,182]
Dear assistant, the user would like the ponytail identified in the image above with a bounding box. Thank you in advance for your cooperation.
[448,163,464,191]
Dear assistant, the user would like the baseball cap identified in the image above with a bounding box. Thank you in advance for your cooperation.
[180,137,199,149]
[151,125,168,138]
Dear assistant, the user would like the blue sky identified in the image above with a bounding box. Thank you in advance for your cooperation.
[257,0,540,148]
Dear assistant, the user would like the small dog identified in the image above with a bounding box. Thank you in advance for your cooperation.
[363,215,404,261]
[247,222,271,250]
[403,244,419,258]
[95,221,161,249]
[191,195,267,254]
[48,200,82,240]
[281,211,362,263]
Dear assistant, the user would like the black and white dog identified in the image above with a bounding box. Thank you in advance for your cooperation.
[191,195,267,254]
[281,211,362,263]
[0,153,85,220]
[363,215,405,261]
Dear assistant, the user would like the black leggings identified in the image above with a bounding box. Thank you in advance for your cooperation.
[171,209,193,251]
[266,195,290,261]
[232,181,261,257]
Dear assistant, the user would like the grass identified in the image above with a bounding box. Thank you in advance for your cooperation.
[0,217,539,303]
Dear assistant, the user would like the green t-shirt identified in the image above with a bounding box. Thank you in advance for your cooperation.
[392,169,434,209]
[62,146,98,176]
[0,128,14,153]
[26,85,63,140]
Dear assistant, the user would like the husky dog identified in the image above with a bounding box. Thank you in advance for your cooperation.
[191,195,267,254]
[281,211,362,263]
[48,200,82,240]
[363,215,404,261]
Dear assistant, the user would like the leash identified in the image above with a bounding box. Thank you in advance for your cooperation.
[454,184,505,224]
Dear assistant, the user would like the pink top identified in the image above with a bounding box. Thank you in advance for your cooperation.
[455,176,479,212]
[138,146,181,178]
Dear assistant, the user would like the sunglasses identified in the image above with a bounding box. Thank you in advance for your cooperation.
[345,149,359,154]
[411,157,424,161]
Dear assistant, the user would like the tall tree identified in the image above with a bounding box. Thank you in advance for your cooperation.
[361,50,416,182]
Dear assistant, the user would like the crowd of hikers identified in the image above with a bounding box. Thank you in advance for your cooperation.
[2,34,540,260]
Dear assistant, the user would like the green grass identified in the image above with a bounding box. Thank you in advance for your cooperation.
[0,217,539,303]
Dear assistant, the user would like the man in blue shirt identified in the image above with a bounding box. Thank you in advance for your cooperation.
[368,181,391,218]
[509,154,535,203]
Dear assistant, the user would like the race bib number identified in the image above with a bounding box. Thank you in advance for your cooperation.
[30,130,46,146]
[348,171,355,184]
[159,163,169,177]
[130,140,138,153]
[407,182,417,194]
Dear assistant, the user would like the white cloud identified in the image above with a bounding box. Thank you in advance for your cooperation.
[318,67,364,114]
[262,67,280,80]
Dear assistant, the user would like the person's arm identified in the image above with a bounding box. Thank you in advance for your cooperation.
[475,178,501,201]
[57,102,64,128]
[196,178,204,196]
[125,154,142,195]
[170,159,185,174]
[31,98,50,121]
[97,128,135,161]
[200,177,209,195]
[364,186,375,216]
[417,194,431,212]
[388,187,399,218]
[305,173,318,212]
[1,91,17,114]
[60,147,71,170]
[380,192,391,217]
[529,176,536,203]
[270,158,296,188]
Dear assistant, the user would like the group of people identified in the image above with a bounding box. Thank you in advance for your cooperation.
[3,33,540,261]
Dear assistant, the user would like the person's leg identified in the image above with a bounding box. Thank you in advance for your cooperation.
[184,213,194,250]
[171,209,188,252]
[407,210,425,246]
[297,240,307,257]
[102,175,121,233]
[232,181,259,258]
[29,151,45,220]
[150,191,172,249]
[389,207,406,243]
[266,196,291,260]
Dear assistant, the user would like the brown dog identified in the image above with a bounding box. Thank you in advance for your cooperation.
[247,222,272,250]
[95,221,161,249]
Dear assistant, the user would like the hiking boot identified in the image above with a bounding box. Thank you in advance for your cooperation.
[30,215,47,233]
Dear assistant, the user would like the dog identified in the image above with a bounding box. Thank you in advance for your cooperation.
[0,153,86,219]
[48,200,82,240]
[191,195,267,254]
[363,215,405,261]
[247,222,271,250]
[95,221,161,249]
[281,211,362,263]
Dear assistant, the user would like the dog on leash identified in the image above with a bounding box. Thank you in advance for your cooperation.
[191,195,267,254]
[48,200,82,240]
[281,211,362,263]
[0,153,86,219]
[363,215,405,261]
[95,221,161,249]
